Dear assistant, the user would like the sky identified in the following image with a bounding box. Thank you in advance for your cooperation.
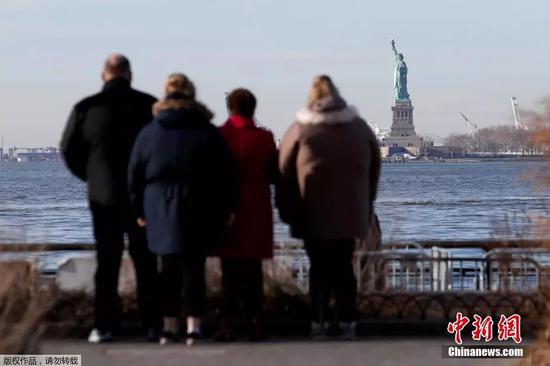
[1,0,549,147]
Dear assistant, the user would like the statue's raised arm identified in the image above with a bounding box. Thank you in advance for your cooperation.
[391,39,398,58]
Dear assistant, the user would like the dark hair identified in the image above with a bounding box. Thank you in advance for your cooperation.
[227,88,257,118]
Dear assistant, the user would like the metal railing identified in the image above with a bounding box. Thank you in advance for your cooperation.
[355,250,546,293]
[272,244,548,294]
[0,241,548,294]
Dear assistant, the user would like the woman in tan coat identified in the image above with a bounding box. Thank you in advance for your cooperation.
[278,75,381,340]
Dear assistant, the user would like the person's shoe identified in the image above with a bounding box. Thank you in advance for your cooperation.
[159,331,177,345]
[186,331,201,346]
[249,319,267,342]
[310,322,328,341]
[213,327,237,342]
[88,328,113,344]
[338,322,357,341]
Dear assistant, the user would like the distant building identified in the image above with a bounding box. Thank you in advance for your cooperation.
[367,121,390,141]
[6,147,61,162]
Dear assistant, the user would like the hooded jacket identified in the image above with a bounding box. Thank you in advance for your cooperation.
[278,98,381,240]
[128,96,239,255]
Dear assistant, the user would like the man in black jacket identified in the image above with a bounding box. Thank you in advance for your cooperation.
[61,54,160,343]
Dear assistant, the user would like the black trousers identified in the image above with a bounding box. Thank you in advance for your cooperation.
[304,238,357,323]
[91,203,160,332]
[159,253,206,318]
[221,258,263,320]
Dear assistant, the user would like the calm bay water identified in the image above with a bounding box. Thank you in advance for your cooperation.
[0,161,548,245]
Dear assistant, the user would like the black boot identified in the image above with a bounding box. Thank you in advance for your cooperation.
[249,317,266,342]
[213,319,237,342]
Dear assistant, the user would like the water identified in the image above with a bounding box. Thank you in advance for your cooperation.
[0,162,92,243]
[374,161,548,242]
[1,161,548,245]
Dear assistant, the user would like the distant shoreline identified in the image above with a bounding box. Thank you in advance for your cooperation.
[383,156,545,164]
[1,156,546,164]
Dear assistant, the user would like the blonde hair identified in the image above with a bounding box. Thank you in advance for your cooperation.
[307,75,342,109]
[165,73,195,99]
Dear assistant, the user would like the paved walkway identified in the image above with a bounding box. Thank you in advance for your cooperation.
[41,338,518,366]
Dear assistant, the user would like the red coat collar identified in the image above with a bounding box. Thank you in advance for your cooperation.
[227,115,255,128]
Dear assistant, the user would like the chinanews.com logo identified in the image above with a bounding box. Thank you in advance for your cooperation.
[443,312,529,359]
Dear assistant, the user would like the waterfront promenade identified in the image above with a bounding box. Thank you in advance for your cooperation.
[2,239,547,365]
[41,338,516,366]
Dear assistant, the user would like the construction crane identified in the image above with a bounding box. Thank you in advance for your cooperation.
[511,97,526,130]
[459,112,478,137]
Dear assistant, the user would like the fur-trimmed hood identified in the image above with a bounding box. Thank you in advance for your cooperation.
[295,105,359,125]
[153,97,214,121]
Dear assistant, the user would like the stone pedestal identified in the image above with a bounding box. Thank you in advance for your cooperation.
[379,99,423,158]
[390,99,415,137]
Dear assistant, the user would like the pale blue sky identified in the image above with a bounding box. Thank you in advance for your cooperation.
[1,0,549,146]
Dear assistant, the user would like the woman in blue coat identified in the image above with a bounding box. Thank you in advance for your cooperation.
[128,73,238,345]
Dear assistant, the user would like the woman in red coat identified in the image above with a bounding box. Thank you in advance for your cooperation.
[215,88,278,341]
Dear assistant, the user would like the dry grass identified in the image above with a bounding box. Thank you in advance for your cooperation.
[0,261,57,353]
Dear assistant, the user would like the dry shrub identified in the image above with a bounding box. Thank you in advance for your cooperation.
[43,256,310,337]
[0,262,56,353]
[519,97,550,366]
[263,260,306,297]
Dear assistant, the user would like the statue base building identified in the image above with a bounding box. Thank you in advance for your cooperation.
[379,99,423,158]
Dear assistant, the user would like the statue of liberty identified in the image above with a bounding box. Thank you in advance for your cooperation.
[391,39,410,101]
